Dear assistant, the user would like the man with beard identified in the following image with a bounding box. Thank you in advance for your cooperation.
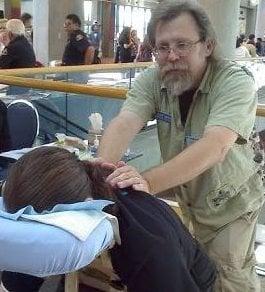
[98,1,264,291]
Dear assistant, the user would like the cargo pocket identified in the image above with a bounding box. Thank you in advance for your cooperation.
[207,184,237,211]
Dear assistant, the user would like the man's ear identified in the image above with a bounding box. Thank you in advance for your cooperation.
[204,39,215,57]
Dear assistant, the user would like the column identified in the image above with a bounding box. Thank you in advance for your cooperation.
[101,1,115,58]
[255,0,265,38]
[199,0,241,59]
[4,0,21,19]
[33,0,84,65]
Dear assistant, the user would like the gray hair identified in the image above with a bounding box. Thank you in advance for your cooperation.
[147,0,217,49]
[6,19,25,36]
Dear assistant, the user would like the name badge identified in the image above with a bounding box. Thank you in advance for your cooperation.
[155,112,172,123]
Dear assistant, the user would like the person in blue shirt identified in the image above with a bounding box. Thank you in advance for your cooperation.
[89,21,102,64]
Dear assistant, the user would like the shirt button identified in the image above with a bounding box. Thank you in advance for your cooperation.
[187,202,192,207]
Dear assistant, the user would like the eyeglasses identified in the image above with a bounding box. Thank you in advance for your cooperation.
[154,39,202,57]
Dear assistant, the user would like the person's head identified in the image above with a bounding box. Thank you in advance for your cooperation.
[131,29,137,38]
[92,21,100,32]
[119,26,131,44]
[20,13,32,29]
[2,147,116,213]
[257,37,262,43]
[64,14,81,33]
[236,37,243,48]
[239,33,246,41]
[248,34,255,41]
[147,0,216,96]
[5,19,25,42]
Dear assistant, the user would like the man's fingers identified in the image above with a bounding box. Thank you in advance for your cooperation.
[116,161,126,167]
[106,165,136,182]
[116,177,142,188]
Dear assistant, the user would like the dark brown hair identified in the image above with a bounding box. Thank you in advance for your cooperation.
[3,146,115,213]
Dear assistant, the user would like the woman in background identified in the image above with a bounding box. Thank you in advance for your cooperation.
[136,35,153,62]
[118,27,133,63]
[235,37,251,59]
[130,29,140,62]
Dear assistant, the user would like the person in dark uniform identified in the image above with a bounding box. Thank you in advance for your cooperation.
[0,19,35,69]
[62,14,94,66]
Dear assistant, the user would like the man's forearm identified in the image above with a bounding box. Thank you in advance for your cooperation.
[98,113,142,163]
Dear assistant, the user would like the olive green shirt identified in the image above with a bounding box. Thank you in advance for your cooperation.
[122,61,264,239]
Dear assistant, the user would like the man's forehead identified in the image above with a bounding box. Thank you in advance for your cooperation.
[155,13,201,43]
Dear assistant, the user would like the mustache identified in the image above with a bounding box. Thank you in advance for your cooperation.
[160,63,189,77]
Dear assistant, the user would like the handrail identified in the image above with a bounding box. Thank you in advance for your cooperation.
[1,74,265,115]
[0,74,128,99]
[0,62,154,76]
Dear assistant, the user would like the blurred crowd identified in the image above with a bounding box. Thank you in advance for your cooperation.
[235,33,265,59]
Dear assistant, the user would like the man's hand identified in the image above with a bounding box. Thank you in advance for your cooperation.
[106,161,150,193]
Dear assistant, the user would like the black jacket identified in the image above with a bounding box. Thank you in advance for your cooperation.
[0,36,36,69]
[62,30,90,66]
[106,189,216,292]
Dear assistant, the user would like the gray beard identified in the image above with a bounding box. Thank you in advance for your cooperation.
[163,72,193,97]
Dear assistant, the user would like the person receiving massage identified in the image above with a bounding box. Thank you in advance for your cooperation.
[1,146,216,292]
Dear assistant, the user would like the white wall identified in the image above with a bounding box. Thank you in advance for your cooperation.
[0,0,4,14]
[21,0,33,15]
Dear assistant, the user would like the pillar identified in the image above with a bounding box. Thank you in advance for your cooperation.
[33,0,84,65]
[199,0,241,59]
[4,0,21,19]
[101,1,115,58]
[255,0,265,38]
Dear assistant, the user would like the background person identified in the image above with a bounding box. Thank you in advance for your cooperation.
[20,12,33,44]
[98,1,264,291]
[235,37,251,58]
[0,19,36,95]
[1,146,216,292]
[89,21,102,64]
[136,35,153,62]
[130,29,140,62]
[118,27,133,63]
[62,14,94,66]
[0,19,35,69]
[246,33,257,57]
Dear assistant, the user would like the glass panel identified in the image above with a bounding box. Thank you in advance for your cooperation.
[132,7,145,41]
[124,6,132,27]
[84,0,92,22]
[119,5,125,29]
[144,9,152,33]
